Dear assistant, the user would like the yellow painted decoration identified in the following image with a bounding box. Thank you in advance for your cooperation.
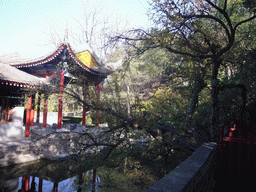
[76,51,98,68]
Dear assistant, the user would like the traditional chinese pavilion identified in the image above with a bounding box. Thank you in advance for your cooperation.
[0,62,46,140]
[0,43,111,139]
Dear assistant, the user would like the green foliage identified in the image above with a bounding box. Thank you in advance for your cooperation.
[47,94,59,112]
[243,0,256,12]
[85,115,93,125]
[238,49,256,100]
[89,142,192,191]
[212,49,256,125]
[138,86,189,132]
[136,48,174,78]
[63,116,82,124]
[31,1,256,179]
[193,88,212,125]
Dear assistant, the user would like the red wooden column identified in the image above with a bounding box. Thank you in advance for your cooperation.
[43,70,50,128]
[82,88,86,126]
[57,69,65,129]
[78,173,83,192]
[2,97,6,120]
[25,96,32,137]
[53,182,58,192]
[30,94,35,126]
[42,96,48,128]
[8,107,13,122]
[36,93,41,123]
[39,178,43,192]
[92,169,97,192]
[22,175,30,192]
[95,83,100,127]
[2,109,6,120]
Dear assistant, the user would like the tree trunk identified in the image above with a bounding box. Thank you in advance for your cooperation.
[184,68,206,132]
[210,59,221,139]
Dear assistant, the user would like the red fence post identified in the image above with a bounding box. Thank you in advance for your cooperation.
[219,124,224,174]
[237,124,242,177]
[228,125,235,177]
[247,130,253,175]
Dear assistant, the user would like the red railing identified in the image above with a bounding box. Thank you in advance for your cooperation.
[218,122,256,189]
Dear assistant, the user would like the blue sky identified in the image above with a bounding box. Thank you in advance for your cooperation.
[0,0,149,59]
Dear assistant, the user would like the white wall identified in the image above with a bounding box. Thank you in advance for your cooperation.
[0,107,24,141]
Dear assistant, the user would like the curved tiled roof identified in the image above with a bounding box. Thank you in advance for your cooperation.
[0,63,46,87]
[8,44,66,69]
[0,43,114,87]
[7,43,112,77]
[66,44,111,76]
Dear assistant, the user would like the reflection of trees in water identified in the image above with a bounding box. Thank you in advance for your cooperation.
[1,139,190,192]
[15,169,98,192]
[13,160,155,192]
[76,169,98,192]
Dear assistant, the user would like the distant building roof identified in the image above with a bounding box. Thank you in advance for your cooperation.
[0,63,46,87]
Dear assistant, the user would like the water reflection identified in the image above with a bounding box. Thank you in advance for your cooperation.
[0,148,158,191]
[1,169,100,192]
[0,154,101,192]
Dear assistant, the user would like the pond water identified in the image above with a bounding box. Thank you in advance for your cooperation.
[1,170,101,191]
[15,170,100,192]
[0,152,153,192]
[0,154,103,192]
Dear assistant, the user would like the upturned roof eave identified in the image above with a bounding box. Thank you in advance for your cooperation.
[8,44,66,68]
[7,43,112,77]
[0,63,47,86]
[66,44,112,77]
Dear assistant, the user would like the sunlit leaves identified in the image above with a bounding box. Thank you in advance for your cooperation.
[138,86,189,131]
